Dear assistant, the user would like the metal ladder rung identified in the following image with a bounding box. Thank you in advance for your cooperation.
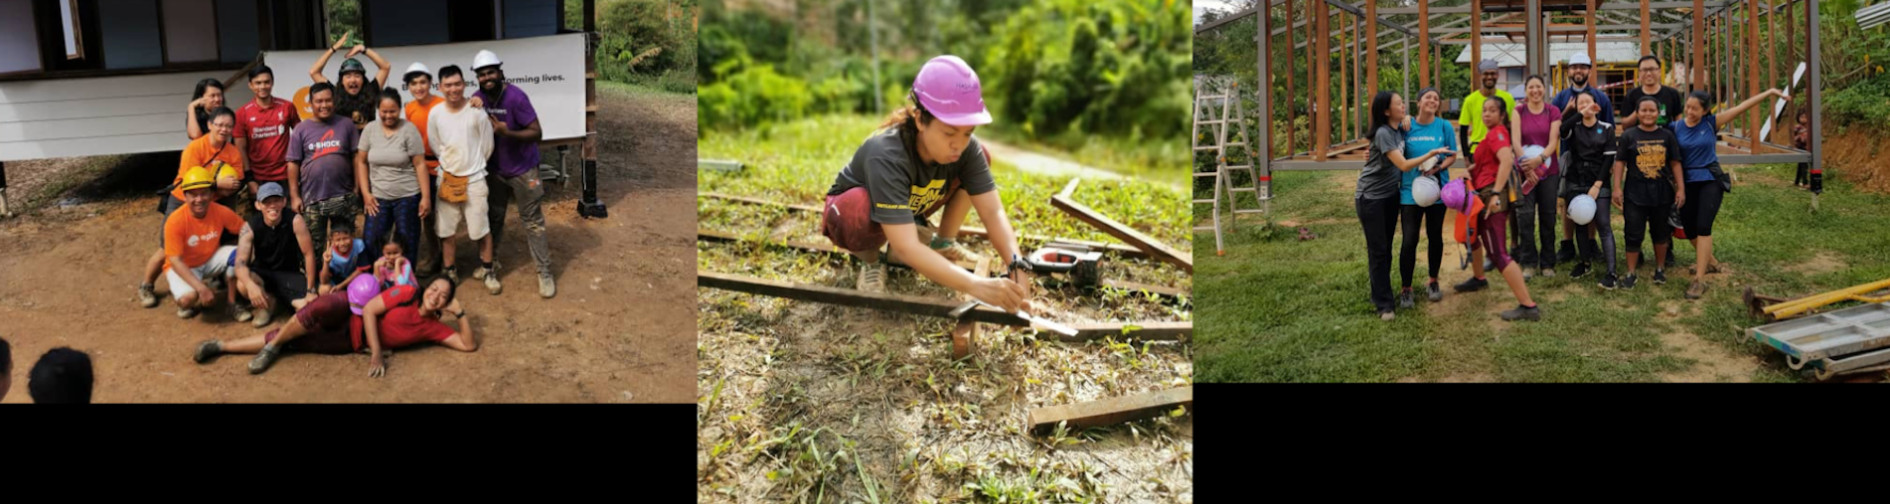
[1191,172,1218,177]
[1191,198,1216,204]
[1234,209,1267,214]
[1230,188,1255,192]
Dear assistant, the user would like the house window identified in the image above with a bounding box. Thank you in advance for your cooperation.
[60,0,83,60]
[1,0,42,74]
[162,0,220,63]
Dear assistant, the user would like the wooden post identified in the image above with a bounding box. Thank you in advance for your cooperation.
[1419,0,1430,89]
[1367,0,1377,116]
[1315,0,1329,158]
[1640,0,1650,55]
[1471,0,1481,95]
[1693,0,1705,92]
[1589,0,1599,63]
[1748,0,1762,151]
[1286,0,1296,156]
[1340,13,1349,143]
[1264,4,1274,158]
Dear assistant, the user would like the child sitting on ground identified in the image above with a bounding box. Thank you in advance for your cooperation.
[317,220,367,295]
[373,240,415,290]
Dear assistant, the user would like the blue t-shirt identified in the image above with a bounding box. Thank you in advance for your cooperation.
[1399,116,1458,205]
[326,238,366,284]
[1673,114,1720,182]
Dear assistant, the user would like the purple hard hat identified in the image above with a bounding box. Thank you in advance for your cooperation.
[1440,178,1468,211]
[347,274,383,316]
[912,55,992,127]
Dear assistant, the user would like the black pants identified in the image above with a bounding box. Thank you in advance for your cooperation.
[1512,173,1559,269]
[1357,196,1400,313]
[1795,162,1810,186]
[1399,203,1445,288]
[1681,180,1725,237]
[1622,201,1673,251]
[1572,194,1618,276]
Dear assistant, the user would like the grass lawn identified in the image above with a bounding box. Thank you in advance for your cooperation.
[1195,163,1890,383]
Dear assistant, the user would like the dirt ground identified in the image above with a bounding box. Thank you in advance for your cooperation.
[0,84,697,403]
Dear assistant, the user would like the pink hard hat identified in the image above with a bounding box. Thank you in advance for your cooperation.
[347,274,383,316]
[1440,178,1468,211]
[912,55,993,127]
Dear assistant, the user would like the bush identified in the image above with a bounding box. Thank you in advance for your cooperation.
[598,0,697,83]
[698,65,809,131]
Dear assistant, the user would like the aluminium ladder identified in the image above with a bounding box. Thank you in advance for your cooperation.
[1192,77,1268,255]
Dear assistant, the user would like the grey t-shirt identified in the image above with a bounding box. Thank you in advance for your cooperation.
[1358,125,1404,200]
[826,129,997,225]
[359,120,425,199]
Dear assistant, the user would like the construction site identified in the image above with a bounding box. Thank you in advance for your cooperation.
[1194,1,1890,383]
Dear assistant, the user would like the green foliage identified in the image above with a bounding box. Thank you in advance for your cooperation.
[325,0,363,46]
[597,0,698,88]
[984,0,1192,141]
[698,65,811,131]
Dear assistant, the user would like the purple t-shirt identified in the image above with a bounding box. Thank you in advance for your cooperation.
[1517,102,1562,177]
[482,84,540,178]
[286,116,360,203]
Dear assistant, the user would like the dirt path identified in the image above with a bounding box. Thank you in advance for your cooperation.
[0,84,697,403]
[981,138,1184,193]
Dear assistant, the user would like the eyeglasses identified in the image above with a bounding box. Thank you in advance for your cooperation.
[210,122,235,130]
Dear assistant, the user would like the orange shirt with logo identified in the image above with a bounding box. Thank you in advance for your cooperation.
[173,135,246,201]
[163,203,245,272]
[404,95,443,176]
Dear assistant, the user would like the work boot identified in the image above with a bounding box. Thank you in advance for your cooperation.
[138,284,160,308]
[858,262,886,293]
[192,340,222,364]
[1453,277,1489,293]
[539,273,557,299]
[1499,304,1542,321]
[1686,281,1709,300]
[248,345,283,374]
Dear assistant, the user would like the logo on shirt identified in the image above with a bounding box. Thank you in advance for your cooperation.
[250,124,284,140]
[906,179,948,213]
[305,130,342,159]
[1633,141,1669,179]
[185,230,216,248]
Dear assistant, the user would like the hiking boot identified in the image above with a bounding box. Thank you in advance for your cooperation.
[138,284,160,308]
[1686,281,1708,300]
[1569,262,1591,279]
[1453,277,1489,293]
[1653,269,1668,286]
[1599,273,1618,290]
[1500,304,1542,321]
[1398,290,1415,310]
[177,306,199,319]
[231,303,253,323]
[539,273,557,299]
[248,345,283,374]
[858,262,886,293]
[1427,282,1443,302]
[1556,240,1577,264]
[192,340,222,364]
[1620,274,1638,290]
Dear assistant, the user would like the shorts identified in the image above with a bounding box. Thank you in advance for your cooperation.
[434,175,491,240]
[263,292,360,354]
[253,268,311,304]
[166,245,238,300]
[821,180,962,253]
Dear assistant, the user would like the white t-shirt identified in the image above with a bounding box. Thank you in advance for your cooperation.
[426,101,494,179]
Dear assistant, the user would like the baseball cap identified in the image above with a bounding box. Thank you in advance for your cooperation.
[258,182,286,201]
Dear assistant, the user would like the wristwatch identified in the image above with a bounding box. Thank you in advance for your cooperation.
[453,310,466,318]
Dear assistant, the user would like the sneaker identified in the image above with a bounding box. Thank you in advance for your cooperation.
[917,226,983,263]
[231,303,253,323]
[192,340,221,364]
[858,262,886,293]
[248,345,282,374]
[472,265,492,282]
[1500,304,1542,321]
[1570,262,1592,279]
[251,306,274,328]
[1599,273,1618,290]
[1380,311,1396,321]
[539,273,557,299]
[1398,290,1415,310]
[1453,277,1489,293]
[1427,282,1443,302]
[1621,274,1638,290]
[1686,281,1708,300]
[138,284,160,308]
[1556,240,1577,264]
[1653,269,1668,286]
[177,307,199,319]
[1540,267,1556,278]
[483,268,503,295]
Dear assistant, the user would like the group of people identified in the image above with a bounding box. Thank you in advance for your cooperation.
[1358,53,1792,322]
[126,33,559,376]
[0,338,93,404]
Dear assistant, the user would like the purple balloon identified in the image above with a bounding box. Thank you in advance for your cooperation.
[347,273,383,316]
[1440,178,1467,211]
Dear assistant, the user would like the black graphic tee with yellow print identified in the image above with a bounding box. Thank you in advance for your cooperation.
[828,129,997,225]
[1614,126,1681,207]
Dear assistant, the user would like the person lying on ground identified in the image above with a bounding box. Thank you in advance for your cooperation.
[193,276,475,376]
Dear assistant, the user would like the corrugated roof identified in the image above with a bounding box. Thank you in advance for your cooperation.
[1454,41,1643,66]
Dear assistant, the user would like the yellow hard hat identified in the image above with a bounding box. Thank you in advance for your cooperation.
[215,162,240,182]
[179,166,216,192]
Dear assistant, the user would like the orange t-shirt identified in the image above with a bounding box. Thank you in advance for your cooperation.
[162,203,245,272]
[174,135,247,201]
[404,95,443,176]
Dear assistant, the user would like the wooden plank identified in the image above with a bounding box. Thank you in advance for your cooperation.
[953,258,990,359]
[698,193,1154,259]
[697,271,1187,341]
[1027,387,1194,435]
[1314,0,1330,158]
[1051,194,1192,273]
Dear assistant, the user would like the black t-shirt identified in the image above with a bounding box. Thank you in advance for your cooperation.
[334,78,383,130]
[1614,126,1681,207]
[1623,86,1685,128]
[1559,115,1617,194]
[827,129,997,225]
[247,210,306,273]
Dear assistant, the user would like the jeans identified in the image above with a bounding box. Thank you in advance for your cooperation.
[1356,196,1400,313]
[486,167,553,276]
[361,194,421,268]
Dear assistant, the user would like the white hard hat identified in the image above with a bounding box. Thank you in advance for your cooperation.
[403,62,432,82]
[1412,174,1441,207]
[1569,52,1593,67]
[1568,194,1598,225]
[473,50,502,71]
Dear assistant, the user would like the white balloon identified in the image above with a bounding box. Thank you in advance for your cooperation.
[1568,194,1598,225]
[1412,175,1441,207]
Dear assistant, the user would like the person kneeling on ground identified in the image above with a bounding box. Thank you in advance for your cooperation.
[193,276,475,376]
[819,55,1031,314]
[164,167,247,319]
[233,182,318,327]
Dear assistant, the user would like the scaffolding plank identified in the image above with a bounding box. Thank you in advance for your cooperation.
[1051,194,1193,273]
[1027,387,1194,435]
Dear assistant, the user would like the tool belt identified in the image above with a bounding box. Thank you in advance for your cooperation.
[440,172,472,203]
